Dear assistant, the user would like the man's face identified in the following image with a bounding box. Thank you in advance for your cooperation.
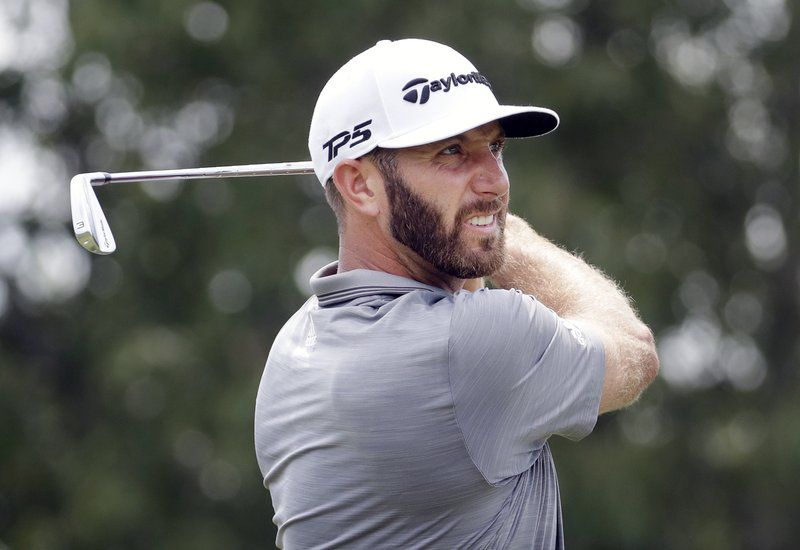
[381,122,510,279]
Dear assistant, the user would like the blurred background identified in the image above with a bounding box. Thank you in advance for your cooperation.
[0,0,797,548]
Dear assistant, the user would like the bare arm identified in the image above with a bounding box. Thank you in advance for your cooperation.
[490,214,659,414]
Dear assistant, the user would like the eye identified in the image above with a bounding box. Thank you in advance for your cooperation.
[489,139,506,157]
[439,144,462,156]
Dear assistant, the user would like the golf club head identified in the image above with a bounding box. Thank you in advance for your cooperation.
[70,173,116,254]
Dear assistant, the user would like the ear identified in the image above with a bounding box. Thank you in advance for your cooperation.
[332,159,383,218]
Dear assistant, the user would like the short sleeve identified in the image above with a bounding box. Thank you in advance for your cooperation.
[448,288,605,484]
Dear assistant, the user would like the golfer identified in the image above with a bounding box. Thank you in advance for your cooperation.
[255,38,659,549]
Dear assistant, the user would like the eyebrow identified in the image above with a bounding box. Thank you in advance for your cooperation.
[421,125,506,150]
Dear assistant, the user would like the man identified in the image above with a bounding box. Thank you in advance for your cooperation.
[255,38,659,549]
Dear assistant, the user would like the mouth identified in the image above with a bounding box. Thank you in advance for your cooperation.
[464,213,497,229]
[466,214,495,227]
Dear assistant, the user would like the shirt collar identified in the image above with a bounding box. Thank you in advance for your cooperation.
[310,262,449,307]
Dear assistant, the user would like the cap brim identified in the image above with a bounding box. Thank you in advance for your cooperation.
[378,105,559,149]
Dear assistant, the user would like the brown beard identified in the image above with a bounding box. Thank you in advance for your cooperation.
[385,174,507,279]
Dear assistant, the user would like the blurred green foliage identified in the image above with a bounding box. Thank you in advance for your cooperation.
[1,0,798,548]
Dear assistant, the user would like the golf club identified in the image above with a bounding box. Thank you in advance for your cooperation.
[70,160,314,255]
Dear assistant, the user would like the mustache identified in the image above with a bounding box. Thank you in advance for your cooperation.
[456,193,508,221]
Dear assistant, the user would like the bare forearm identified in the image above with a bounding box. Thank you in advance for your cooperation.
[491,214,659,413]
[492,214,632,323]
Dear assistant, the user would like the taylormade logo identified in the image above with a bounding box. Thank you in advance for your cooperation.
[402,71,491,105]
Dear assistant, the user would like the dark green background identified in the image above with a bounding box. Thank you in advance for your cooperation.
[1,0,798,548]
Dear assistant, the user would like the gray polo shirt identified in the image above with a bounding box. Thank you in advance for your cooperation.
[255,263,605,549]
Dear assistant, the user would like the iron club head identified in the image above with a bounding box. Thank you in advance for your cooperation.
[70,172,116,254]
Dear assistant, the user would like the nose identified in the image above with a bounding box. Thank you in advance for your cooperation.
[470,148,509,199]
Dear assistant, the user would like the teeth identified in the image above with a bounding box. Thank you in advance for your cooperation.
[467,214,494,226]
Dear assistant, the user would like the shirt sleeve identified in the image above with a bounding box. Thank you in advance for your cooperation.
[448,288,605,484]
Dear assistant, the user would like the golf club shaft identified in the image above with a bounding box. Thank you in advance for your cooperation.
[89,160,314,186]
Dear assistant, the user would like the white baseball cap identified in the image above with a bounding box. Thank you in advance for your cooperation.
[308,38,559,186]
